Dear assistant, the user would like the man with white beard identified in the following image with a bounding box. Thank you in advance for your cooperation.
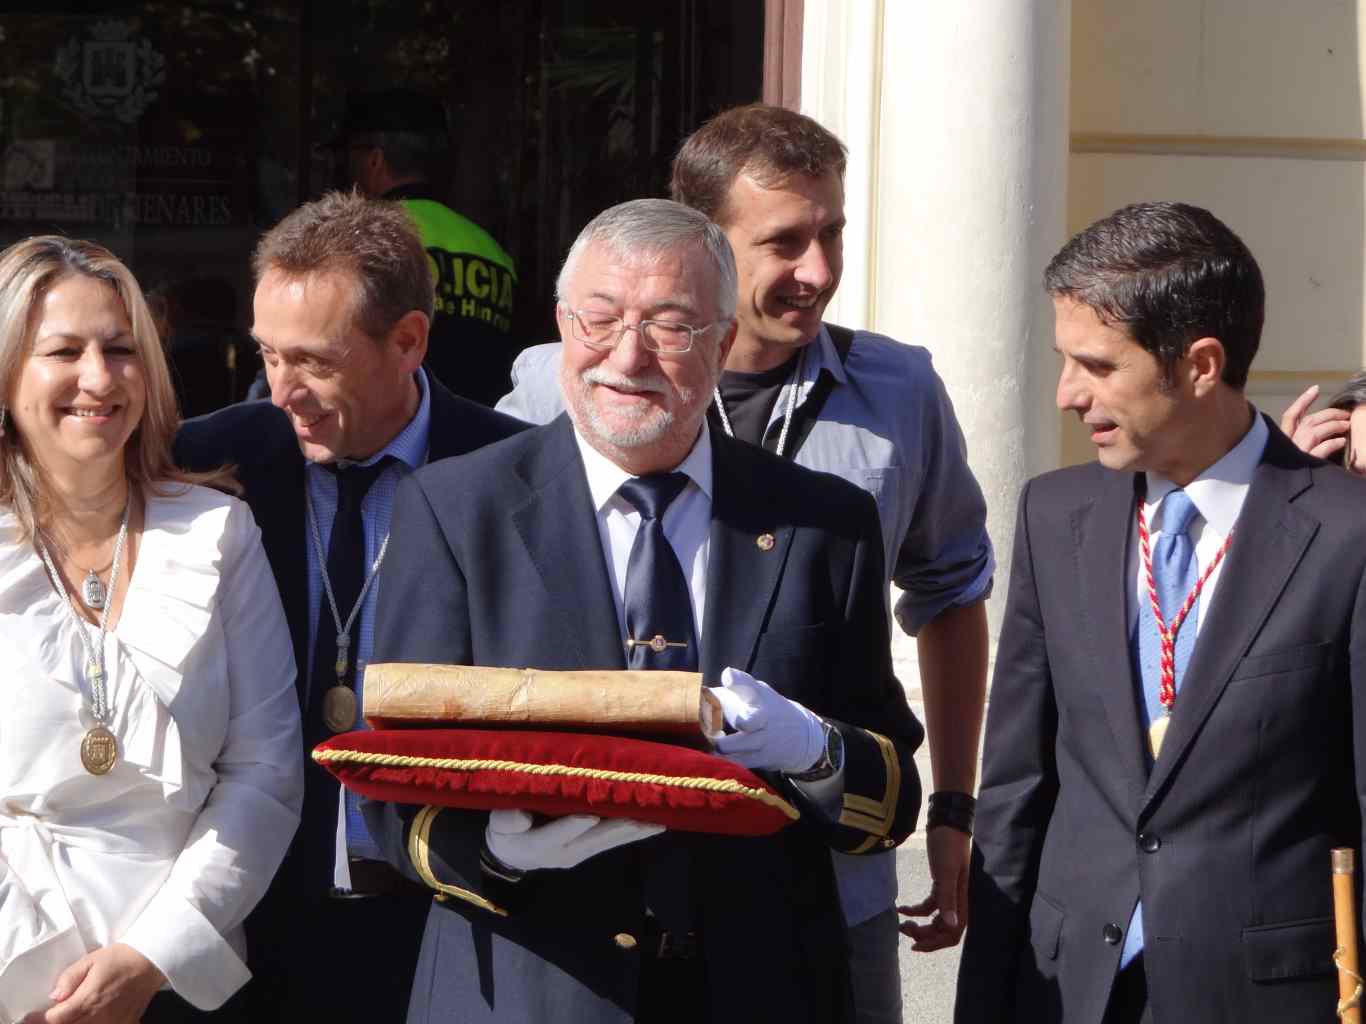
[363,197,924,1023]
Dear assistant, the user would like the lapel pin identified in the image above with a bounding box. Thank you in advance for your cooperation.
[756,532,775,551]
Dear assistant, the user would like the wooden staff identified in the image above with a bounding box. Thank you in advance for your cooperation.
[1333,848,1362,1022]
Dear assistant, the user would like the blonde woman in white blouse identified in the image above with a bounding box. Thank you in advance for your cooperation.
[0,236,301,1022]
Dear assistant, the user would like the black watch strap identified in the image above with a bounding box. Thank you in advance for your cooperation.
[926,790,976,836]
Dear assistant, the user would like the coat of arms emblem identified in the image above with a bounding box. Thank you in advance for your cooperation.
[54,20,165,124]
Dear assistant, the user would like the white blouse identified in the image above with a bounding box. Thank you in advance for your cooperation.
[0,484,302,1019]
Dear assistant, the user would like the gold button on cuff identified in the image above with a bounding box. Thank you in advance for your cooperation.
[613,932,638,950]
[756,533,775,551]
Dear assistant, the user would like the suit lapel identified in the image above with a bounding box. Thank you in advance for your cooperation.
[1143,434,1317,803]
[509,419,625,668]
[701,436,792,682]
[1075,470,1148,791]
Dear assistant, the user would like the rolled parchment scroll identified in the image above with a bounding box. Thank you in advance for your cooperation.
[362,664,722,742]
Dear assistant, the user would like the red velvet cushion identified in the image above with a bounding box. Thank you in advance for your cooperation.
[313,728,799,836]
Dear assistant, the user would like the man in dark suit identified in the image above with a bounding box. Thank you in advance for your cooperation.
[175,191,525,1023]
[956,202,1366,1024]
[363,197,923,1023]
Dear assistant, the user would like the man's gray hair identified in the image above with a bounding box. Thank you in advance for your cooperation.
[556,198,737,320]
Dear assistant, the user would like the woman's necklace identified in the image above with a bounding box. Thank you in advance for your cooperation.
[76,554,117,610]
[37,500,131,775]
[40,531,119,610]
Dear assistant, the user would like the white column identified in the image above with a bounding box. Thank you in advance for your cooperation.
[802,1,1071,677]
[800,0,883,331]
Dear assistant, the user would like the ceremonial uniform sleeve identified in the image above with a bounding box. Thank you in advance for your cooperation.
[954,480,1059,1024]
[891,357,994,636]
[494,342,566,426]
[780,486,924,854]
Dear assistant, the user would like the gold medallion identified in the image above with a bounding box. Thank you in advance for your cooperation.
[322,685,358,733]
[80,725,118,776]
[1148,715,1170,759]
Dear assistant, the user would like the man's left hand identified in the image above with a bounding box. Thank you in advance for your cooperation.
[23,943,166,1023]
[710,667,826,773]
[897,825,970,952]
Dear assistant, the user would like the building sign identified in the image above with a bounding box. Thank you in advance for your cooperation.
[54,20,166,125]
[0,140,242,229]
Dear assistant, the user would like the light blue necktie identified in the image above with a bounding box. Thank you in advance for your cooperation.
[1122,489,1200,968]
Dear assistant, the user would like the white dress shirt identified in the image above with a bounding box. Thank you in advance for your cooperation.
[572,425,713,643]
[0,485,302,1018]
[1127,409,1269,639]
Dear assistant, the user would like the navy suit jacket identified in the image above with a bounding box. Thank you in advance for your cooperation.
[957,420,1366,1024]
[364,416,923,1023]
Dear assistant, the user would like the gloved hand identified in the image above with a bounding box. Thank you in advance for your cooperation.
[709,667,827,773]
[484,809,664,872]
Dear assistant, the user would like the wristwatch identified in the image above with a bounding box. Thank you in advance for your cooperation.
[789,721,844,782]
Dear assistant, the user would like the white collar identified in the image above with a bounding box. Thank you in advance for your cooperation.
[572,422,714,515]
[1143,407,1268,536]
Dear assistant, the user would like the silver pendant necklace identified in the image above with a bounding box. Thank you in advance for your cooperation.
[39,534,117,609]
[79,557,116,610]
[37,500,131,776]
[305,483,390,733]
[711,347,804,458]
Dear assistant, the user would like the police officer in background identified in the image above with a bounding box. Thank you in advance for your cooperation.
[328,87,519,406]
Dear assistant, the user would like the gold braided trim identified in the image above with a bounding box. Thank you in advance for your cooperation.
[846,833,881,855]
[316,747,801,821]
[837,729,900,839]
[839,807,889,835]
[1335,944,1363,1017]
[407,805,508,916]
[844,793,889,817]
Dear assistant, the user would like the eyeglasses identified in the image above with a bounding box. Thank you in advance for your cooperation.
[565,310,726,355]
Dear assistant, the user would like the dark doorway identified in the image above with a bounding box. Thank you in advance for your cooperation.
[0,1,763,415]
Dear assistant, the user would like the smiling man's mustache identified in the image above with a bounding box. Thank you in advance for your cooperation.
[580,367,671,395]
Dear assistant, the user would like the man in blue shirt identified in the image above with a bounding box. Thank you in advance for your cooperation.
[176,191,524,1022]
[499,104,994,1024]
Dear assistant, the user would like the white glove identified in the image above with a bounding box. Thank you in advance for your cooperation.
[709,667,827,773]
[484,809,664,872]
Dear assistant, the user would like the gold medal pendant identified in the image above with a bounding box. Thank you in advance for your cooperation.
[80,725,118,775]
[322,685,358,733]
[1148,715,1170,759]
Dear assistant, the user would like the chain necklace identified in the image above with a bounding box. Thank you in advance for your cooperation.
[304,484,391,732]
[37,500,131,775]
[712,347,805,458]
[38,530,117,610]
[1135,498,1233,758]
